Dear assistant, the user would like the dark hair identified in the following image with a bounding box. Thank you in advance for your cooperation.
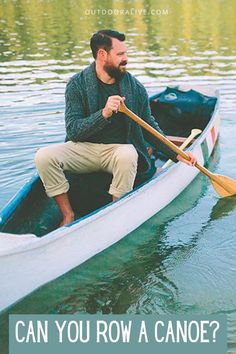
[90,29,125,59]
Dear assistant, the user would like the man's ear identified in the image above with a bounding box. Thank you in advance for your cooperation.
[97,48,107,61]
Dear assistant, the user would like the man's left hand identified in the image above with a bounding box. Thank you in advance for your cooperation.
[177,152,197,166]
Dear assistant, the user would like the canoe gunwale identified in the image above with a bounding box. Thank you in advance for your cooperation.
[0,173,39,227]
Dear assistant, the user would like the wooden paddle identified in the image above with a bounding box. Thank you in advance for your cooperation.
[118,101,236,198]
[162,128,202,169]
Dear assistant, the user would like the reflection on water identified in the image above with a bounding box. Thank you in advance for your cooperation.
[0,1,236,353]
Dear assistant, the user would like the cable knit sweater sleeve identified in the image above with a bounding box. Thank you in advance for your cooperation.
[65,77,110,142]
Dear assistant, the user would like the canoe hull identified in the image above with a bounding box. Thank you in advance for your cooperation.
[0,87,220,312]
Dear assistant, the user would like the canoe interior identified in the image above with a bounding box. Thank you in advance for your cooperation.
[0,87,217,237]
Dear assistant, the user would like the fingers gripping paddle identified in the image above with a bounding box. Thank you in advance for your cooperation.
[118,101,236,198]
[162,128,202,169]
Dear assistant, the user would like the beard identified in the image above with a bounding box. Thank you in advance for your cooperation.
[103,61,127,81]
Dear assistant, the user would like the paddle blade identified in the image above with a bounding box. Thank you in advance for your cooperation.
[211,174,236,197]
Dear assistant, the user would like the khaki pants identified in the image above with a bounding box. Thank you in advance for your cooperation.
[35,141,138,199]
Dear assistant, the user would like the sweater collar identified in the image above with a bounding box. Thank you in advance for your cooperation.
[85,61,133,117]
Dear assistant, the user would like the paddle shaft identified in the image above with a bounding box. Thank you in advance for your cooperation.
[118,101,236,197]
[119,102,219,181]
[120,103,191,158]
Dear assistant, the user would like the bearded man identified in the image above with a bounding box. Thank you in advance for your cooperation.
[35,29,196,226]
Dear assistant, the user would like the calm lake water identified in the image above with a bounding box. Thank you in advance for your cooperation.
[0,0,236,353]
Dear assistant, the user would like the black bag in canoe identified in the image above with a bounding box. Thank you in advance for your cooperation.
[150,87,217,137]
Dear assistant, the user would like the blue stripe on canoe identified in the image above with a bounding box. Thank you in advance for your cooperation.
[0,173,39,225]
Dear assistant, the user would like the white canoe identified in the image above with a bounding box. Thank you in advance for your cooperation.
[0,86,220,312]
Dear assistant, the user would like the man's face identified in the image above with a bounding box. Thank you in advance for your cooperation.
[103,38,128,80]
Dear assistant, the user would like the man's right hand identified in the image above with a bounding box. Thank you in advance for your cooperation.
[102,95,125,119]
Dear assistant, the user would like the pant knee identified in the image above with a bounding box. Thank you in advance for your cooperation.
[115,145,138,170]
[35,147,56,172]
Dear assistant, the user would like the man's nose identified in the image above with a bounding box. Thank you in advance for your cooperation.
[123,54,128,62]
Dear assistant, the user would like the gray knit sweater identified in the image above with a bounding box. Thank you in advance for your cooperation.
[65,62,177,180]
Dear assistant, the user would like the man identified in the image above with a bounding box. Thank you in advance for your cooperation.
[35,29,196,226]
